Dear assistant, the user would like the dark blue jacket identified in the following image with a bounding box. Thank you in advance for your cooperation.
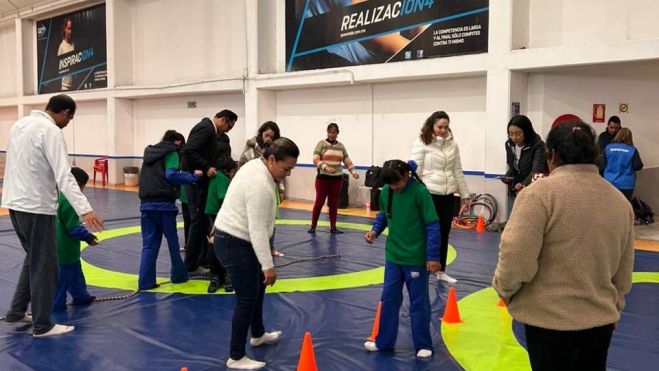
[603,143,643,189]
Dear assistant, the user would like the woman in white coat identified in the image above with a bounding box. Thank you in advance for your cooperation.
[411,111,470,284]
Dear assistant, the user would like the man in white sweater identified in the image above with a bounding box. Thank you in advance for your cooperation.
[213,137,299,370]
[2,94,104,337]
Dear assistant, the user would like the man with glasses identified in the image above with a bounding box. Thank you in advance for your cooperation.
[2,94,104,337]
[597,116,622,173]
[182,110,238,274]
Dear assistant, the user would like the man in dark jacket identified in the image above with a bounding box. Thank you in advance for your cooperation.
[138,130,201,290]
[597,116,622,153]
[182,110,237,273]
[597,116,622,173]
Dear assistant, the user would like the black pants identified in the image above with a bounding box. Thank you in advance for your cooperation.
[7,210,58,334]
[206,214,225,280]
[525,323,615,371]
[430,194,456,271]
[619,189,633,203]
[213,231,266,360]
[184,183,209,271]
[182,202,191,248]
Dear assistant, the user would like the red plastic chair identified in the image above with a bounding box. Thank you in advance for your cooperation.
[93,156,109,186]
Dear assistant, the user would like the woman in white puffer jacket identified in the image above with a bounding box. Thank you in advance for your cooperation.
[411,111,470,284]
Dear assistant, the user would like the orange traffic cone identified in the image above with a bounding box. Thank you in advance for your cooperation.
[366,302,382,342]
[475,215,485,233]
[297,332,318,371]
[497,298,506,307]
[441,287,462,323]
[180,367,188,371]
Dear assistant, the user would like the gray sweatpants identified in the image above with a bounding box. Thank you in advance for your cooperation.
[6,210,58,335]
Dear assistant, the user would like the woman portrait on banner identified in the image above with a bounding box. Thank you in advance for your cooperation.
[57,17,75,91]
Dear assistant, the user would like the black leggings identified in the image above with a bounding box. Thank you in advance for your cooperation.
[430,194,456,271]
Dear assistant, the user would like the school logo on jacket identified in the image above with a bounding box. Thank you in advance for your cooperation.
[411,271,420,279]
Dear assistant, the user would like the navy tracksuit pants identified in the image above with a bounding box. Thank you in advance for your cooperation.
[376,260,433,352]
[138,210,188,290]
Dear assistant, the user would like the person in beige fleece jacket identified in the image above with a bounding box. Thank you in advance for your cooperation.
[493,120,634,371]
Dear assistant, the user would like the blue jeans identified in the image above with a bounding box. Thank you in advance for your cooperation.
[376,261,433,352]
[138,210,188,290]
[53,261,94,312]
[213,231,266,360]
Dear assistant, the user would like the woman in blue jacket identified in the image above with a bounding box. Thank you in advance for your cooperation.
[603,128,643,201]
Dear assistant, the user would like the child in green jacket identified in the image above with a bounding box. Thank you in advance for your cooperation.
[53,167,98,312]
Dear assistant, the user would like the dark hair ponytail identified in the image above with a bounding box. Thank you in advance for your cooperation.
[546,120,597,166]
[380,160,425,218]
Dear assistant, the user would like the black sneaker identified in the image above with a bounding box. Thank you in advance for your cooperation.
[307,227,316,234]
[330,228,344,234]
[224,276,234,292]
[207,275,221,293]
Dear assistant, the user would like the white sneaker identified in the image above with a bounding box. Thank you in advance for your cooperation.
[364,341,379,352]
[226,356,266,370]
[416,349,433,358]
[436,272,458,284]
[249,331,282,347]
[33,324,75,337]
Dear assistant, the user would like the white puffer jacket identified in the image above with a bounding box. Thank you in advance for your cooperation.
[410,134,470,198]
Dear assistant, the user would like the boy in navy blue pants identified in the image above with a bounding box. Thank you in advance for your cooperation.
[364,160,441,358]
[138,130,201,290]
[53,167,98,312]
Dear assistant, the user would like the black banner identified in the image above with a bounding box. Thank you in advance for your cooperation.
[36,4,107,94]
[286,0,488,71]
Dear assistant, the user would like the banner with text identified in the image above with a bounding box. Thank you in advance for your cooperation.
[37,4,107,94]
[286,0,488,72]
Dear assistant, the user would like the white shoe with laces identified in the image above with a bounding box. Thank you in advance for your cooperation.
[364,341,379,352]
[226,356,266,370]
[33,324,75,337]
[436,272,458,284]
[249,331,282,347]
[416,349,433,358]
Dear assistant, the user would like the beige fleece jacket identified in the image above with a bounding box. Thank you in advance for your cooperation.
[493,164,634,330]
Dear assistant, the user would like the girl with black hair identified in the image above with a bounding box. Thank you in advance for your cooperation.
[493,121,634,371]
[138,130,202,291]
[503,115,548,213]
[364,160,440,358]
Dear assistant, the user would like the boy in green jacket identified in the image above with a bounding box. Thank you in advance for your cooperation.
[53,167,98,312]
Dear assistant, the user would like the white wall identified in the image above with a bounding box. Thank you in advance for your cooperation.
[527,61,659,168]
[0,24,17,97]
[61,100,108,156]
[132,93,245,159]
[529,0,659,48]
[130,0,247,85]
[0,107,17,148]
[277,76,487,202]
